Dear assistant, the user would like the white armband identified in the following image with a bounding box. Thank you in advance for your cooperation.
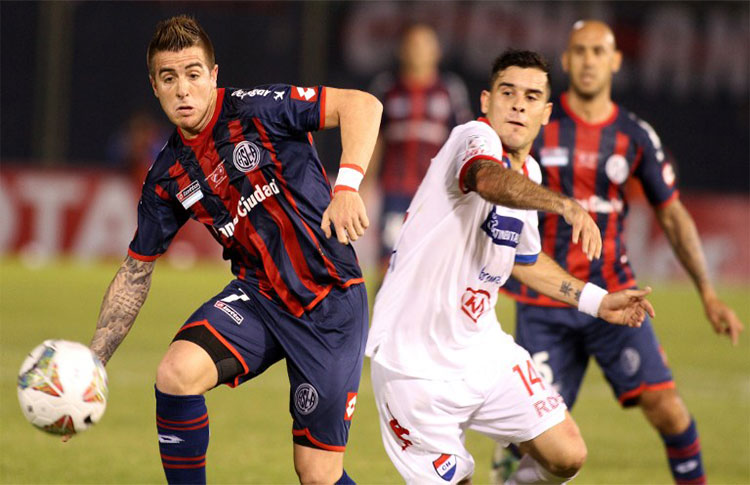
[578,282,608,317]
[334,164,364,193]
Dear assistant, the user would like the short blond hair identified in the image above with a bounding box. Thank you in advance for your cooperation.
[146,15,215,75]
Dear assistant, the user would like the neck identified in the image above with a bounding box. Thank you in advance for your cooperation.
[565,87,615,124]
[505,149,528,172]
[401,65,437,87]
[179,89,218,139]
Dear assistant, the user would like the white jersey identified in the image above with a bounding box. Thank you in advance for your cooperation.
[366,119,542,380]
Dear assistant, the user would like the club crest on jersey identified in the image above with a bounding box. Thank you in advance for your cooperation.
[294,383,318,415]
[291,86,318,102]
[481,209,522,247]
[461,287,491,323]
[539,146,569,166]
[432,454,458,481]
[232,141,261,172]
[605,154,629,185]
[176,180,204,209]
[344,392,357,421]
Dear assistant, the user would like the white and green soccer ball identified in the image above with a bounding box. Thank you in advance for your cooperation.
[17,340,108,435]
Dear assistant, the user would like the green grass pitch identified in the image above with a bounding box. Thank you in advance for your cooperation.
[1,259,748,484]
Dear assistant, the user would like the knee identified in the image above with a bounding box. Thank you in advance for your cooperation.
[639,388,690,434]
[547,439,587,478]
[155,341,217,395]
[294,462,341,485]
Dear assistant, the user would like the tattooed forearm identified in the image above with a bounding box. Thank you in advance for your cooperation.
[89,256,155,365]
[559,281,573,297]
[465,160,566,214]
[574,289,581,302]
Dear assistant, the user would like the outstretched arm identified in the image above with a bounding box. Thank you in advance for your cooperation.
[90,255,155,365]
[512,253,655,327]
[465,160,602,261]
[319,88,383,244]
[655,199,744,344]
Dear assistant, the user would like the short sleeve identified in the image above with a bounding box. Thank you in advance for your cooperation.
[456,123,506,194]
[632,118,678,208]
[128,170,189,261]
[515,210,541,264]
[234,84,326,136]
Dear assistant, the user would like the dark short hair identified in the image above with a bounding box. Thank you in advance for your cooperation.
[147,15,215,76]
[489,49,551,98]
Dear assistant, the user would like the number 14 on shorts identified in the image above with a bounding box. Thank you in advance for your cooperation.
[513,359,565,417]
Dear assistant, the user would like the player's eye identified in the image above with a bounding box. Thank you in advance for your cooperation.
[163,76,174,83]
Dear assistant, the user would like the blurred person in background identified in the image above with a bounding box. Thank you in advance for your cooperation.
[75,15,382,485]
[106,108,170,186]
[366,23,473,279]
[493,20,744,485]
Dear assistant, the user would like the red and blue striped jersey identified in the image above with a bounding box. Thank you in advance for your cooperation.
[128,86,363,316]
[369,72,473,197]
[502,93,679,306]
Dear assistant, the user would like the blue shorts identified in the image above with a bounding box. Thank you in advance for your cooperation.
[515,303,674,408]
[379,193,412,262]
[174,279,368,451]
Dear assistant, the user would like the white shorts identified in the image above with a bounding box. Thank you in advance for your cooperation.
[371,343,566,484]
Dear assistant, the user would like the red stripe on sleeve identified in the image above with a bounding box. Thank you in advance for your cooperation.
[319,86,327,130]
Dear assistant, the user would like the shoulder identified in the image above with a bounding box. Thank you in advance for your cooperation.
[525,157,543,185]
[616,105,663,151]
[145,132,180,182]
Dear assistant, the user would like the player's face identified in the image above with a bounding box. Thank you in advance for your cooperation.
[562,23,622,98]
[399,26,441,72]
[149,46,218,138]
[480,66,552,152]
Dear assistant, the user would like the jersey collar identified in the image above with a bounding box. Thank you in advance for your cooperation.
[560,92,619,128]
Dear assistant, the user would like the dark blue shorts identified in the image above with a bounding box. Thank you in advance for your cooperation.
[515,303,674,408]
[379,193,412,262]
[174,279,368,451]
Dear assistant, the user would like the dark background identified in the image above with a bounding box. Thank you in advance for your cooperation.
[2,1,748,192]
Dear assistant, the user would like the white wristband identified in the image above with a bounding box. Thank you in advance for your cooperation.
[578,282,608,317]
[334,165,364,192]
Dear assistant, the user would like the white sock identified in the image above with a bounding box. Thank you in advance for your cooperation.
[504,455,576,485]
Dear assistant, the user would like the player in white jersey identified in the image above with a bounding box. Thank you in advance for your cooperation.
[366,50,655,484]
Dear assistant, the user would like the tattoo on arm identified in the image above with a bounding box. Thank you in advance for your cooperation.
[559,281,573,297]
[464,160,565,213]
[89,256,155,365]
[574,289,581,302]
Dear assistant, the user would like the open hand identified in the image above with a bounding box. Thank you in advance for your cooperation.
[598,287,655,327]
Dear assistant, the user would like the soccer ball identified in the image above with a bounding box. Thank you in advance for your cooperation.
[17,340,108,435]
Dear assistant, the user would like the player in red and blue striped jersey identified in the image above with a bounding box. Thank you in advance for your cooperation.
[496,20,744,485]
[78,16,382,485]
[367,24,473,275]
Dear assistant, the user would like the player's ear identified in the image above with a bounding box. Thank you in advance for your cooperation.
[211,64,219,88]
[561,50,570,73]
[480,90,490,115]
[611,50,622,74]
[541,101,553,125]
[149,76,158,98]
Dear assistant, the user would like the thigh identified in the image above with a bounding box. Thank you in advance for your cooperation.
[263,284,369,451]
[469,341,567,447]
[584,315,674,407]
[370,361,475,484]
[173,280,284,388]
[515,303,590,407]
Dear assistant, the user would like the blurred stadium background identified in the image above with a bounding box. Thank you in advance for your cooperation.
[1,1,748,484]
